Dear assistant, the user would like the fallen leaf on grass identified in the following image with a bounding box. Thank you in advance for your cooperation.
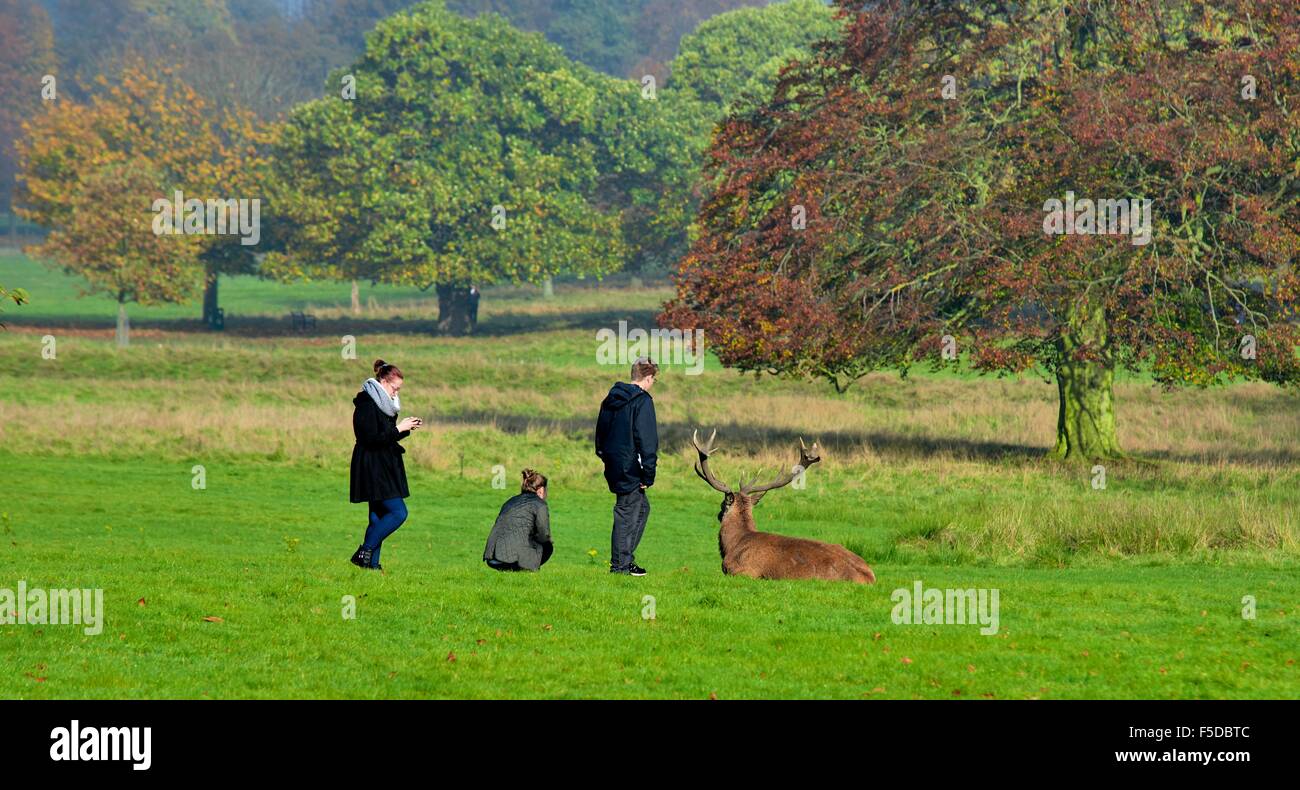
[202,616,223,623]
[446,652,456,663]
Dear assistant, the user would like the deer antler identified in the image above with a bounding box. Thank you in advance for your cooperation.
[690,429,732,494]
[742,437,821,497]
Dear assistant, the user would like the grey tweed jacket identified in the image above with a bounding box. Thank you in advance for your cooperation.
[483,492,552,570]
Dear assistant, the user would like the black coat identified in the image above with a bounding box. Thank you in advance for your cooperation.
[594,382,658,494]
[349,392,411,503]
[482,492,551,570]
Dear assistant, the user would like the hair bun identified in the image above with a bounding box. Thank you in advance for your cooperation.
[519,468,548,494]
[373,359,386,374]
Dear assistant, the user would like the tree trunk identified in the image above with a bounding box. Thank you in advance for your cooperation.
[1052,302,1121,460]
[116,302,130,348]
[351,280,361,315]
[436,283,472,336]
[542,276,554,298]
[202,270,219,329]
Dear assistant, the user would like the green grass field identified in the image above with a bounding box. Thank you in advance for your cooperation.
[1,251,1298,698]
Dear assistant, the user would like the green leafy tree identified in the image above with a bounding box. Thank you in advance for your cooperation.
[298,1,767,79]
[268,0,686,333]
[638,0,844,274]
[667,0,842,116]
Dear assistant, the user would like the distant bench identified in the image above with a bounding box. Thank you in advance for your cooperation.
[289,311,317,332]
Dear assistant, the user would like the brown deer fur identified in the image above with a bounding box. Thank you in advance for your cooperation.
[692,430,876,584]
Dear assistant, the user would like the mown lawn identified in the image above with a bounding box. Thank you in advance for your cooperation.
[1,253,1297,698]
[3,454,1295,699]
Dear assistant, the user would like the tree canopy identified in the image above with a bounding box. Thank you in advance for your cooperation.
[266,0,693,332]
[662,0,1300,459]
[15,61,271,341]
[667,0,842,115]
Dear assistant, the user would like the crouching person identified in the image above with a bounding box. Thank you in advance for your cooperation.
[483,469,553,572]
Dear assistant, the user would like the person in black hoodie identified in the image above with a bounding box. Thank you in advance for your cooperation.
[349,359,422,571]
[595,356,659,576]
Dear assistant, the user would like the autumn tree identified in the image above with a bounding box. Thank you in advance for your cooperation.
[267,0,690,334]
[15,61,272,342]
[662,0,1300,460]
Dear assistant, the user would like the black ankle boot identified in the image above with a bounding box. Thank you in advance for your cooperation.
[350,547,373,569]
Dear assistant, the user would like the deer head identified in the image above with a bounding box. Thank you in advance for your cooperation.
[690,429,821,520]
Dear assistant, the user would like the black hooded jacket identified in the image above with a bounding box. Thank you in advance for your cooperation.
[594,382,658,494]
[350,391,411,503]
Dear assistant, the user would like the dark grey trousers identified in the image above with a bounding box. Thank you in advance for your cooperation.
[610,488,650,572]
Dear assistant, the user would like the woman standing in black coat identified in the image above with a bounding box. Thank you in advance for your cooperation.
[349,359,421,570]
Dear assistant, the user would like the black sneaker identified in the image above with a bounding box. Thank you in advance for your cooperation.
[350,547,374,569]
[628,564,647,577]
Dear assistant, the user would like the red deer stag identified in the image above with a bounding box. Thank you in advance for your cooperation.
[690,429,876,584]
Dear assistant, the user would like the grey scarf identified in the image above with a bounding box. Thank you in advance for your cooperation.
[362,377,400,417]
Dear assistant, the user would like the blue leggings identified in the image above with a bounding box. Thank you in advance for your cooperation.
[363,497,408,566]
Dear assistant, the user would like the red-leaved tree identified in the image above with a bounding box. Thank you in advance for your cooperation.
[662,0,1300,460]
